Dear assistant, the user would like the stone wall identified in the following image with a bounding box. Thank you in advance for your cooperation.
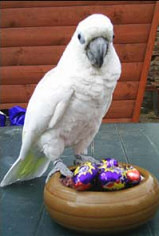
[148,26,159,85]
[142,26,159,117]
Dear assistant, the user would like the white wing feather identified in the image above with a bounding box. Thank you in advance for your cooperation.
[0,69,74,187]
[22,69,74,146]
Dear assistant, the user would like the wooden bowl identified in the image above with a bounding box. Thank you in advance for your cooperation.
[44,165,159,234]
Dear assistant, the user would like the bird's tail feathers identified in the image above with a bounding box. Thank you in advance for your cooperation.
[0,149,50,187]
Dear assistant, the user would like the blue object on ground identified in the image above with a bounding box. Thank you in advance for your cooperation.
[9,106,26,126]
[0,111,6,127]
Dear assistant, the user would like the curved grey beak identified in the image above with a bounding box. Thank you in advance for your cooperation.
[86,37,108,68]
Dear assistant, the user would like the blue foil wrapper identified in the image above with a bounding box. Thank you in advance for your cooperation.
[9,106,26,126]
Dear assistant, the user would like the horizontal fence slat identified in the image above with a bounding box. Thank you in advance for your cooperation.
[113,81,139,100]
[1,84,35,103]
[0,1,156,124]
[1,46,65,66]
[121,62,143,82]
[105,100,135,119]
[114,24,150,44]
[0,63,143,85]
[116,43,146,63]
[0,1,155,9]
[0,100,135,120]
[103,118,132,123]
[0,82,139,104]
[0,4,155,28]
[0,65,52,85]
[0,26,73,47]
[0,24,151,47]
[1,44,146,66]
[0,103,27,109]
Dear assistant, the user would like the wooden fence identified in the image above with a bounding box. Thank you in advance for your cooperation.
[0,1,159,122]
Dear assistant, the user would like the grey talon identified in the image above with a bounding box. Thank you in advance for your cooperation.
[46,159,73,183]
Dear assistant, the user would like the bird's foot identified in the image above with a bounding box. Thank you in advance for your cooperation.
[45,159,73,183]
[74,154,100,165]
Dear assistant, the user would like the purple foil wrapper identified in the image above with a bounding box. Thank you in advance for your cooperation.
[73,162,98,187]
[98,158,118,172]
[98,167,127,190]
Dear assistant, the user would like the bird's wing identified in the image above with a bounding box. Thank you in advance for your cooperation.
[23,69,74,138]
[0,70,74,187]
[102,95,112,118]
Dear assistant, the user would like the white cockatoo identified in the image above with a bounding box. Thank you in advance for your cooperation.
[0,14,121,187]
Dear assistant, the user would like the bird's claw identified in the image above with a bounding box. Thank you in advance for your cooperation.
[45,159,73,183]
[74,154,100,165]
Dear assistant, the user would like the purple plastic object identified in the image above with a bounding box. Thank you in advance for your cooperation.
[9,106,26,126]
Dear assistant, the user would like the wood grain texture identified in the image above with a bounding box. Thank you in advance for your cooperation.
[0,4,154,28]
[0,1,157,123]
[105,100,135,119]
[0,65,52,85]
[113,82,139,100]
[0,82,139,104]
[103,118,132,123]
[1,84,35,103]
[1,44,146,66]
[120,63,143,82]
[0,24,151,47]
[0,1,155,9]
[1,46,65,66]
[0,63,143,85]
[0,100,135,120]
[0,103,27,110]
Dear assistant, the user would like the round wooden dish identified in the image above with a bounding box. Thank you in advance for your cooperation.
[44,165,159,234]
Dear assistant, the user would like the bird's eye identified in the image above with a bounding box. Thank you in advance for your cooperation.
[78,33,81,41]
[113,34,115,39]
[77,33,85,44]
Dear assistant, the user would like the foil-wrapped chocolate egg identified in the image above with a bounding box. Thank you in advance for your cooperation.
[126,167,141,185]
[98,158,118,172]
[98,167,127,190]
[72,162,98,191]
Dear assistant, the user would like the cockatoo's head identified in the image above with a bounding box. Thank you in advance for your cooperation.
[73,14,114,69]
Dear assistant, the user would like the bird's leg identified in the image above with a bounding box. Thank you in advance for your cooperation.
[74,140,100,165]
[90,139,95,157]
[45,159,73,183]
[74,154,100,165]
